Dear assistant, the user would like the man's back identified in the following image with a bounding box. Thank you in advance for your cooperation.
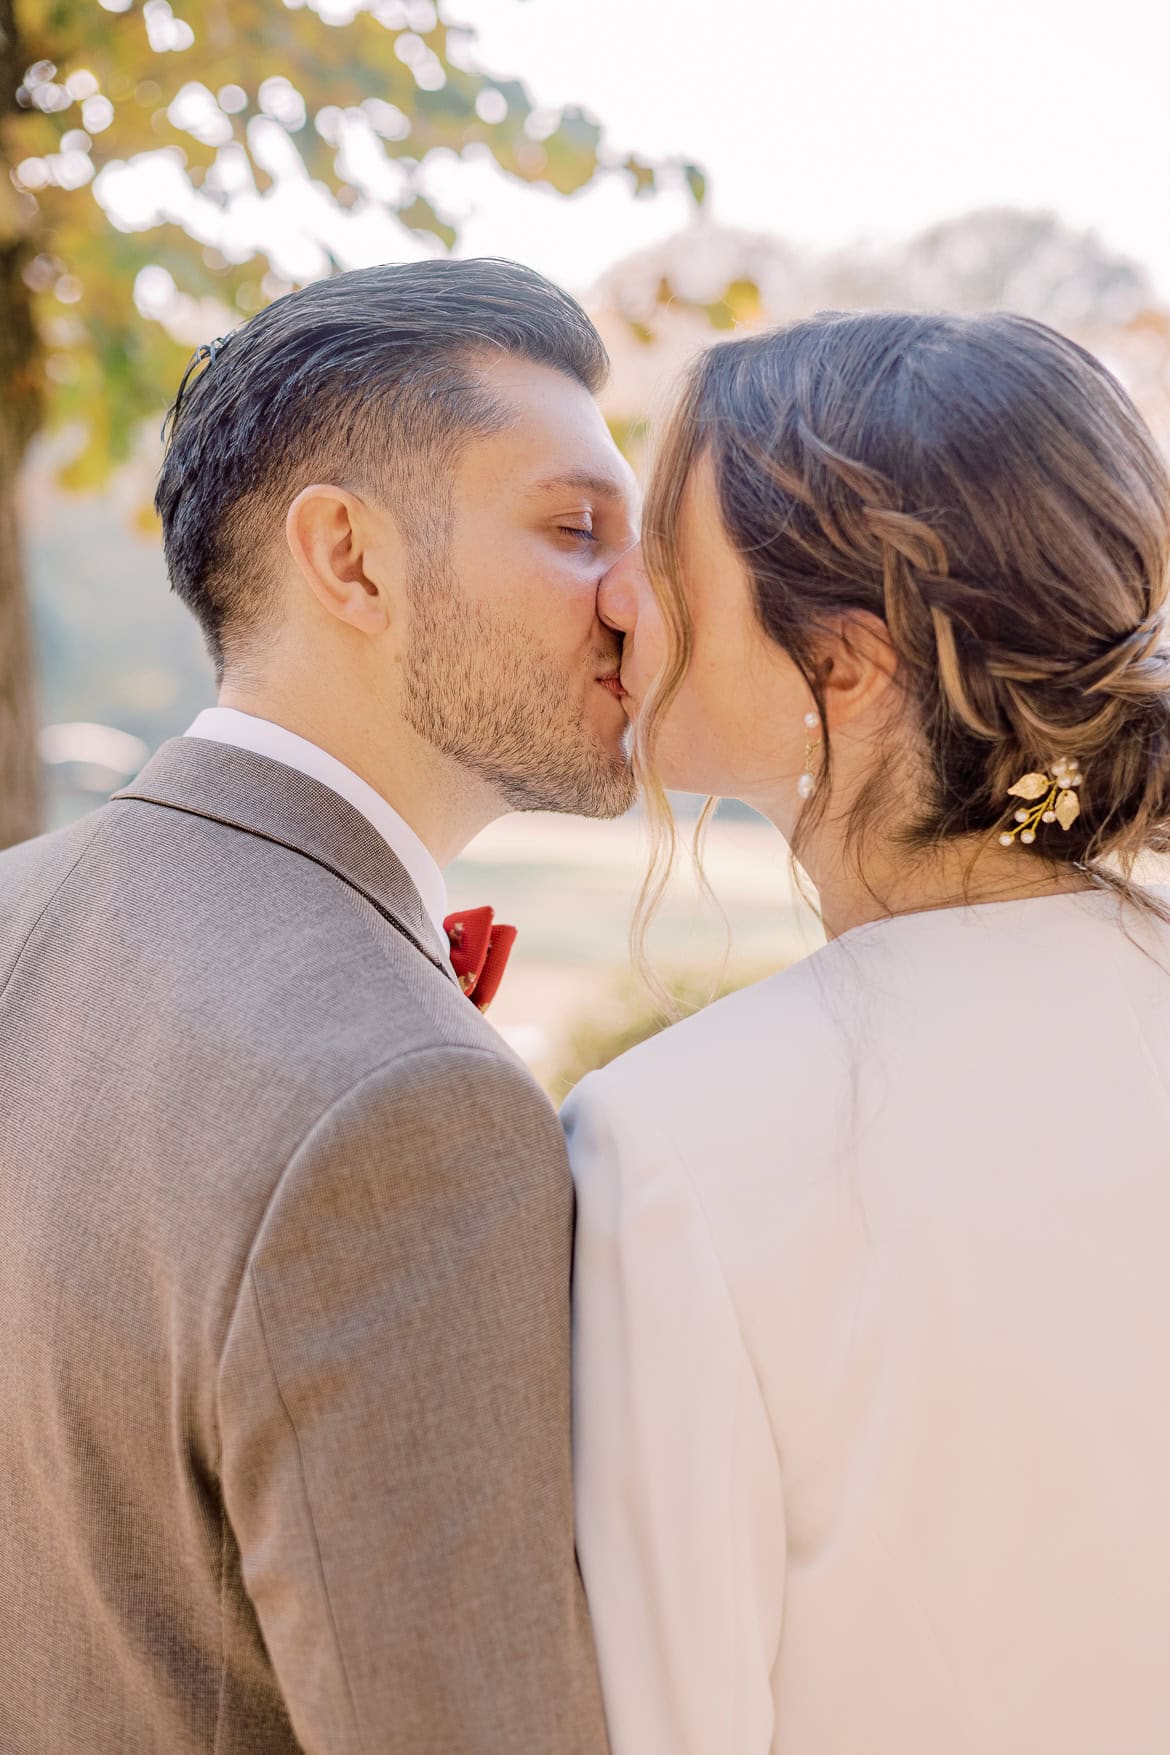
[0,738,606,1753]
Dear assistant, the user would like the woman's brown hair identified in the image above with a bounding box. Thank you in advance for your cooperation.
[634,310,1170,957]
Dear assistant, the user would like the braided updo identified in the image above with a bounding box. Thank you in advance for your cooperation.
[640,309,1170,884]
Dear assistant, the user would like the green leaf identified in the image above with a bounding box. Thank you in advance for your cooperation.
[683,161,707,206]
[396,193,456,251]
[623,154,656,198]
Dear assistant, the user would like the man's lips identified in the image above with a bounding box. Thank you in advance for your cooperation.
[597,674,627,699]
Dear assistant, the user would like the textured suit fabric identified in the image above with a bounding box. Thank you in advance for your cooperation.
[0,737,607,1755]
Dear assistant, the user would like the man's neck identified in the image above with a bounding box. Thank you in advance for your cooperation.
[216,684,501,868]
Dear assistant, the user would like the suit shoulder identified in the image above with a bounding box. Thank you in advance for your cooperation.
[0,811,114,975]
[251,1043,569,1268]
[0,809,111,896]
[307,1040,559,1147]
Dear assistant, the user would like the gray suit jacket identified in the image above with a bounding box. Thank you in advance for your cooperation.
[0,737,608,1754]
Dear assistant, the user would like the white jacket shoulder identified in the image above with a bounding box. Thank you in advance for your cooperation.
[563,938,859,1180]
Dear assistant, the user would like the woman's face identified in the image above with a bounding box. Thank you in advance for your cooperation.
[601,454,813,813]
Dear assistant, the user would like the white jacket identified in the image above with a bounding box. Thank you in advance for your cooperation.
[566,888,1170,1755]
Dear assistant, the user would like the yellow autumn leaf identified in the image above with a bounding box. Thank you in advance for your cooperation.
[1007,772,1051,800]
[1055,789,1081,830]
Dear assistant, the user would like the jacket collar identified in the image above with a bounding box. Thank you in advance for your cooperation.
[113,738,457,983]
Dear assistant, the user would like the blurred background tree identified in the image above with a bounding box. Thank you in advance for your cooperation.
[0,0,703,850]
[592,208,1170,475]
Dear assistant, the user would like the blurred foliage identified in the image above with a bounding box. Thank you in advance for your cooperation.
[547,964,773,1104]
[1,0,706,491]
[604,410,648,456]
[594,209,1170,469]
[632,268,764,340]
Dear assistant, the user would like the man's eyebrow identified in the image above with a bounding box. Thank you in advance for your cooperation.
[527,468,632,503]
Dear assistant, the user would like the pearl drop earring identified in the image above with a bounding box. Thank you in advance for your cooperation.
[797,711,820,801]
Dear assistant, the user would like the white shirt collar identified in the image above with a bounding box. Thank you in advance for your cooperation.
[184,707,449,950]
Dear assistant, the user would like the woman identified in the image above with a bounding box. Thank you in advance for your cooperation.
[565,311,1170,1754]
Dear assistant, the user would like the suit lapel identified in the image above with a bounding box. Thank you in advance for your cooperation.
[113,738,457,984]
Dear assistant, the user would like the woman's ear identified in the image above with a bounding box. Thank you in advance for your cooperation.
[285,484,406,636]
[819,611,900,729]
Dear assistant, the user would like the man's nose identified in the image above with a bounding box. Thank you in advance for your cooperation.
[597,544,644,634]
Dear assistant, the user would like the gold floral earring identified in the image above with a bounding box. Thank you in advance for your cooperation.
[797,711,821,801]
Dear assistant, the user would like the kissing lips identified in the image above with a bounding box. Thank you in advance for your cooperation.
[597,674,627,700]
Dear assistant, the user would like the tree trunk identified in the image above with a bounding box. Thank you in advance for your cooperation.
[0,0,45,848]
[0,398,40,849]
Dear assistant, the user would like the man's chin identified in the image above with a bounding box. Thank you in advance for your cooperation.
[572,743,639,820]
[577,774,639,821]
[499,750,637,820]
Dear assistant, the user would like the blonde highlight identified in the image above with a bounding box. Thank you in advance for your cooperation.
[630,362,706,998]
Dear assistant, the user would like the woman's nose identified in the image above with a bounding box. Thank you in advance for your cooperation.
[597,544,644,634]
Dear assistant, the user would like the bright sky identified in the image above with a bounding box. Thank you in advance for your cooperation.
[441,0,1170,300]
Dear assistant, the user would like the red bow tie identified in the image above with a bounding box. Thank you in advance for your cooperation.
[444,907,517,1012]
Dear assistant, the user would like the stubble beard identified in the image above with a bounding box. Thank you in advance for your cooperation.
[400,553,637,820]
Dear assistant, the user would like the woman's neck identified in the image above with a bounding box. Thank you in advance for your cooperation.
[799,831,1095,941]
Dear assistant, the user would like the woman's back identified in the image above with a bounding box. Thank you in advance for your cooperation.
[568,888,1170,1753]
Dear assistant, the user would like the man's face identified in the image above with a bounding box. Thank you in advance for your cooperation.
[400,353,641,819]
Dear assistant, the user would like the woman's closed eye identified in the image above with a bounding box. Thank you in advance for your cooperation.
[559,524,599,543]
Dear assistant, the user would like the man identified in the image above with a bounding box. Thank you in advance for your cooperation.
[0,258,636,1753]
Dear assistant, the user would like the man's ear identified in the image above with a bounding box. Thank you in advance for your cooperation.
[819,611,900,729]
[285,484,406,636]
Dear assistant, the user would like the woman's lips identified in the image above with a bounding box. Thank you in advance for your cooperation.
[597,675,627,699]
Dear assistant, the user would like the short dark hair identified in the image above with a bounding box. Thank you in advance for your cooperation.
[155,257,609,678]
